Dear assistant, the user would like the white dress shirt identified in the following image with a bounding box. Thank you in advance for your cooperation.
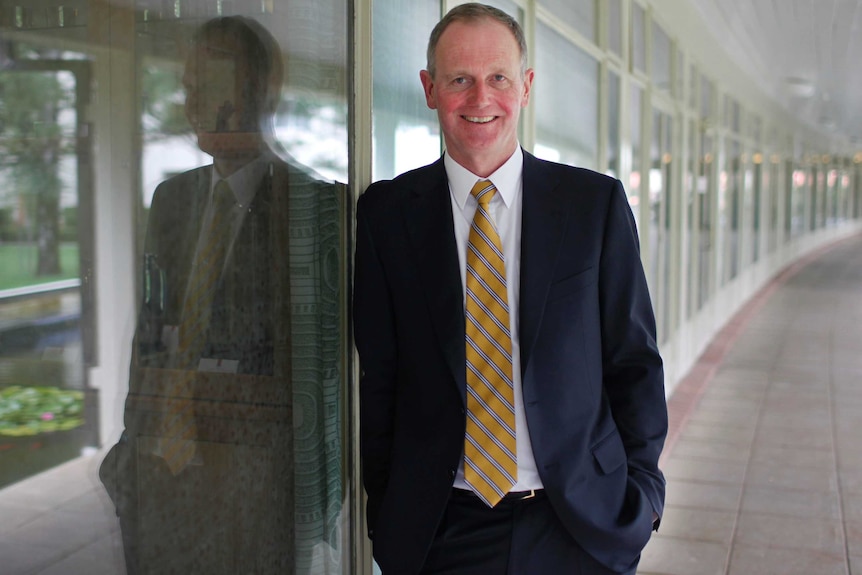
[194,152,270,271]
[445,147,544,492]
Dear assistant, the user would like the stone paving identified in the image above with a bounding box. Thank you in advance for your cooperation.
[639,234,862,575]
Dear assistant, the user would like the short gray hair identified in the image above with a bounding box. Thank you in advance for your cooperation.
[426,3,528,78]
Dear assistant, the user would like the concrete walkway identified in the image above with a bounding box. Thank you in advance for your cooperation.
[639,234,862,575]
[0,452,124,575]
[1,234,861,575]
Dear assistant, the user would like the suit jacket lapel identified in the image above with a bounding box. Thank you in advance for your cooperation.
[519,151,570,376]
[403,159,468,405]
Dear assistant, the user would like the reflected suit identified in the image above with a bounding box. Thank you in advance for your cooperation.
[100,153,345,575]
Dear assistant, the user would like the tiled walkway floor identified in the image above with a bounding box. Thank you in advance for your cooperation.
[639,234,862,575]
[0,452,125,575]
[2,234,861,575]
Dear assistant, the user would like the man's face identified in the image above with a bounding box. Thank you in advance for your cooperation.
[420,18,533,176]
[183,34,262,160]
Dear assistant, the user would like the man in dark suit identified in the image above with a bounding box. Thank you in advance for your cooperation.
[100,16,344,575]
[353,4,666,574]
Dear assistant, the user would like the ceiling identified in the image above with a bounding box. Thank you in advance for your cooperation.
[687,0,862,148]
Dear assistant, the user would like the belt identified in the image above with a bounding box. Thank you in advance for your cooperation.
[452,488,545,502]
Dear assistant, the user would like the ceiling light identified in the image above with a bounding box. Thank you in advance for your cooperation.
[785,77,815,98]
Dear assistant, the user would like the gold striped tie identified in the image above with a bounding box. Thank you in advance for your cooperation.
[161,179,234,474]
[464,180,516,506]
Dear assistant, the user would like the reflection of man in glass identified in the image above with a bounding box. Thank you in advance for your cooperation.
[100,16,344,575]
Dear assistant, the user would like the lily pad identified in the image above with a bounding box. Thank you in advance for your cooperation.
[0,386,84,436]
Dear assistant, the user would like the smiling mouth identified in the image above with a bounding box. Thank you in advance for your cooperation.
[463,115,495,124]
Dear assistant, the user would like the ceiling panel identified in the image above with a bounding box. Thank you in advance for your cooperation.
[687,0,862,146]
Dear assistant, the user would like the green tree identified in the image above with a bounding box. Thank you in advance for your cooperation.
[141,64,193,140]
[0,50,74,277]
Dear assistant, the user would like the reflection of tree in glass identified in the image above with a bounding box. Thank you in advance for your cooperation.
[140,65,194,140]
[0,49,74,277]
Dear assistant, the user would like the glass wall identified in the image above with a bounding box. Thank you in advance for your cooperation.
[607,69,622,177]
[534,21,599,169]
[629,84,644,225]
[607,0,623,57]
[698,131,714,310]
[686,117,699,319]
[752,154,763,263]
[651,20,671,92]
[541,0,596,42]
[0,1,351,574]
[649,107,673,343]
[372,0,440,180]
[630,1,646,73]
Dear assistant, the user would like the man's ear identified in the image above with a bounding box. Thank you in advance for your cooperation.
[419,69,437,110]
[521,68,535,108]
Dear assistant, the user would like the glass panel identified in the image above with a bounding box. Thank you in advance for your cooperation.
[606,70,621,178]
[608,0,623,56]
[0,60,90,486]
[648,109,661,328]
[855,162,862,218]
[700,76,712,120]
[827,167,839,226]
[648,109,673,343]
[534,21,599,169]
[631,2,646,72]
[629,84,644,226]
[540,0,596,43]
[651,20,671,92]
[662,114,673,339]
[724,139,741,282]
[0,2,352,574]
[688,63,698,110]
[752,156,763,263]
[790,165,807,237]
[731,100,741,133]
[686,118,698,319]
[698,132,714,309]
[373,0,440,180]
[484,0,523,20]
[811,165,822,230]
[838,167,851,223]
[768,155,780,253]
[648,109,673,342]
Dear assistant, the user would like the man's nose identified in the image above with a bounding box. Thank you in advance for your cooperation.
[467,82,491,106]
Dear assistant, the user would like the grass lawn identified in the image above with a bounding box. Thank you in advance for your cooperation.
[0,243,79,291]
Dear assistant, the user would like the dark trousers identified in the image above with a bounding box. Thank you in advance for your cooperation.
[420,490,634,575]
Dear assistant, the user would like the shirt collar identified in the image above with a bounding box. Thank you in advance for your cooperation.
[211,153,271,208]
[445,146,523,209]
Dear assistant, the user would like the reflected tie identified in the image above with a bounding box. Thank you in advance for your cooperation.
[464,180,517,507]
[162,179,234,475]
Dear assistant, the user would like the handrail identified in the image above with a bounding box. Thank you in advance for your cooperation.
[0,279,81,302]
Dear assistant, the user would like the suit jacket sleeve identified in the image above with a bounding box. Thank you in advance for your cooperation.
[599,180,667,524]
[353,186,398,536]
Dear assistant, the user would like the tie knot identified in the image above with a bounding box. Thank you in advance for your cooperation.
[470,180,497,206]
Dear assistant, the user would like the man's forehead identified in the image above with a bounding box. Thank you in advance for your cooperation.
[439,17,516,43]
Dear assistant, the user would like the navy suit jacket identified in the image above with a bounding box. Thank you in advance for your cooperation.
[354,151,667,574]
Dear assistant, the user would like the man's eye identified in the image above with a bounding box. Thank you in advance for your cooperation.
[493,74,506,82]
[453,77,467,85]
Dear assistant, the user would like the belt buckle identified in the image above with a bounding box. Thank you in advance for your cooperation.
[519,489,537,500]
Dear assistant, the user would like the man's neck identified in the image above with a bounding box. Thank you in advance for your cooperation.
[447,146,519,179]
[213,151,262,178]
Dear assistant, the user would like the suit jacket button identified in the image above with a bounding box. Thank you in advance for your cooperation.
[448,468,456,479]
